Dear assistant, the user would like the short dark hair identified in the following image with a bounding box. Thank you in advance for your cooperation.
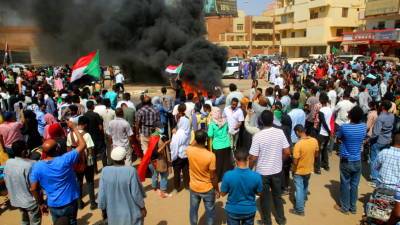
[381,100,392,111]
[187,93,194,101]
[260,110,274,127]
[115,108,124,117]
[234,148,249,162]
[194,130,207,145]
[103,98,111,108]
[294,124,305,133]
[348,106,363,123]
[12,140,27,158]
[290,99,299,109]
[161,87,167,94]
[123,93,131,101]
[229,83,237,92]
[86,100,95,110]
[178,103,186,113]
[69,104,78,113]
[78,115,89,126]
[319,92,329,105]
[231,97,239,104]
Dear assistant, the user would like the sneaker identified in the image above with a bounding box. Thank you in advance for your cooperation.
[289,208,305,216]
[323,167,330,172]
[314,170,321,175]
[78,200,85,210]
[159,191,172,198]
[333,204,349,215]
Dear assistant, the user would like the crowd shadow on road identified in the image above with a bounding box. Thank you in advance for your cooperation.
[156,220,168,225]
[324,180,340,205]
[77,212,93,224]
[198,201,226,225]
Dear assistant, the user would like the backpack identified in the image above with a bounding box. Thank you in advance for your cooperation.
[68,131,90,173]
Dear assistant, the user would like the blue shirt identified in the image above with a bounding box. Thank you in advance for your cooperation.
[29,150,80,207]
[375,147,400,191]
[105,91,118,109]
[288,108,306,144]
[221,168,263,215]
[337,123,367,161]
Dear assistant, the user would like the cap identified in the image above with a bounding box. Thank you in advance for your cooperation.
[111,146,127,161]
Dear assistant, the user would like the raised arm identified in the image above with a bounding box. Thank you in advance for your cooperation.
[67,121,86,153]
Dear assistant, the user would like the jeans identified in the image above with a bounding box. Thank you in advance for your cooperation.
[293,174,311,213]
[148,163,169,191]
[189,189,215,225]
[370,142,389,182]
[339,160,361,212]
[316,135,330,171]
[226,212,255,225]
[260,173,286,225]
[49,200,78,225]
[20,205,41,225]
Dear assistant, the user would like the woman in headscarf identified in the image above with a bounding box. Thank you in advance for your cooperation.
[43,113,58,140]
[170,104,191,191]
[207,107,233,182]
[21,110,42,151]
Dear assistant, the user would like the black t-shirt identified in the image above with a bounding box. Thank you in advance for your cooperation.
[84,110,104,144]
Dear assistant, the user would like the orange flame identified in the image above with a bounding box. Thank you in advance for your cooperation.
[182,81,208,97]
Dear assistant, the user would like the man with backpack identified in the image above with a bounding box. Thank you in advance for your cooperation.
[66,116,97,210]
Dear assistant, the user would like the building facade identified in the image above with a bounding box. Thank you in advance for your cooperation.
[206,10,280,58]
[342,0,400,57]
[274,0,365,58]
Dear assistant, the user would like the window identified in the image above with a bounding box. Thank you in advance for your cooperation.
[336,28,343,37]
[395,20,400,28]
[236,35,244,41]
[237,24,243,31]
[342,8,349,17]
[282,30,287,38]
[291,32,295,38]
[304,30,307,37]
[378,21,385,29]
[310,11,318,19]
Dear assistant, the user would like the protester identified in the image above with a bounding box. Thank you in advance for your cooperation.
[290,125,319,216]
[221,148,262,225]
[0,111,24,158]
[4,140,41,225]
[30,122,86,224]
[249,110,290,225]
[135,96,160,154]
[187,130,219,225]
[98,146,147,225]
[223,98,244,151]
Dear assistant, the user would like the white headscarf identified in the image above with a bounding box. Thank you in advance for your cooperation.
[170,116,191,161]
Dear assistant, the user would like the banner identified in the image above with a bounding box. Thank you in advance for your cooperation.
[204,0,237,16]
[365,0,399,16]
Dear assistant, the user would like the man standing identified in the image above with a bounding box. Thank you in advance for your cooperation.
[116,92,136,110]
[316,93,333,173]
[374,133,400,191]
[107,108,134,166]
[94,98,115,164]
[98,146,146,225]
[221,148,263,225]
[335,106,367,214]
[288,100,306,144]
[249,110,290,225]
[290,125,319,216]
[104,85,119,109]
[114,71,125,93]
[186,130,219,225]
[4,141,41,225]
[223,98,244,151]
[370,100,395,185]
[30,122,86,225]
[0,111,24,158]
[135,96,160,154]
[225,83,244,106]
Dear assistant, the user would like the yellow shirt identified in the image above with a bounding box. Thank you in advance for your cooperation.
[186,145,216,193]
[293,136,319,175]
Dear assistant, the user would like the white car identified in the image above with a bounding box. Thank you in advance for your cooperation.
[337,55,370,64]
[223,60,241,79]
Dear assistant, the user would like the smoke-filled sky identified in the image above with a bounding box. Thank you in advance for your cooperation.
[0,0,227,91]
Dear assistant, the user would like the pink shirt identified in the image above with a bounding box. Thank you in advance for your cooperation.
[0,122,24,148]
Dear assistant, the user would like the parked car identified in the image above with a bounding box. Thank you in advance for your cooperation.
[223,60,241,79]
[337,54,370,64]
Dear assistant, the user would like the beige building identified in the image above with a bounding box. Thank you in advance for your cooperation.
[206,10,280,57]
[274,0,365,58]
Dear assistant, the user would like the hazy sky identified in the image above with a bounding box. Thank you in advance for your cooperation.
[237,0,272,15]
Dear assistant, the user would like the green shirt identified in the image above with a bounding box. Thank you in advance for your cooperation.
[207,121,231,150]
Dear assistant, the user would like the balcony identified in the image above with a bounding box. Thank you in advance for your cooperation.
[217,41,250,47]
[280,37,327,46]
[252,40,274,46]
[252,28,273,34]
[275,23,294,31]
[274,6,295,16]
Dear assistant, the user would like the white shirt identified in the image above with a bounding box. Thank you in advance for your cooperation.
[249,127,290,176]
[67,130,95,149]
[94,105,116,131]
[280,95,291,111]
[172,102,195,118]
[328,90,337,109]
[223,107,244,134]
[319,106,333,136]
[225,91,244,106]
[116,100,136,110]
[275,77,284,89]
[115,73,125,84]
[334,99,356,126]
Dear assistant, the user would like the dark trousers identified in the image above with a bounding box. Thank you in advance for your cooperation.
[315,135,330,172]
[49,200,78,225]
[305,121,317,138]
[76,165,96,206]
[226,212,255,225]
[281,158,292,191]
[172,157,189,191]
[95,141,107,169]
[213,148,234,182]
[260,173,286,225]
[115,83,124,92]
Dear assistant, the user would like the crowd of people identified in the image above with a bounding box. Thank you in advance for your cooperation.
[0,54,400,225]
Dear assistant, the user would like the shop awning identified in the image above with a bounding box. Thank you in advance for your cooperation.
[341,40,370,46]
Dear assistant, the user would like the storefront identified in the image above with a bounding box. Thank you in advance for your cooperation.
[342,29,400,57]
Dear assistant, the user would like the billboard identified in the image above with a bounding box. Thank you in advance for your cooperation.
[365,0,400,16]
[204,0,238,16]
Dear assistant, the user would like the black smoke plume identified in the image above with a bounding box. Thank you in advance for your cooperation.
[1,0,227,91]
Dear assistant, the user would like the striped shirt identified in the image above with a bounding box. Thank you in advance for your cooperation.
[336,123,367,161]
[249,127,290,176]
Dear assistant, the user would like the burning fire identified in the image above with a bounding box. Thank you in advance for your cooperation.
[182,81,208,97]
